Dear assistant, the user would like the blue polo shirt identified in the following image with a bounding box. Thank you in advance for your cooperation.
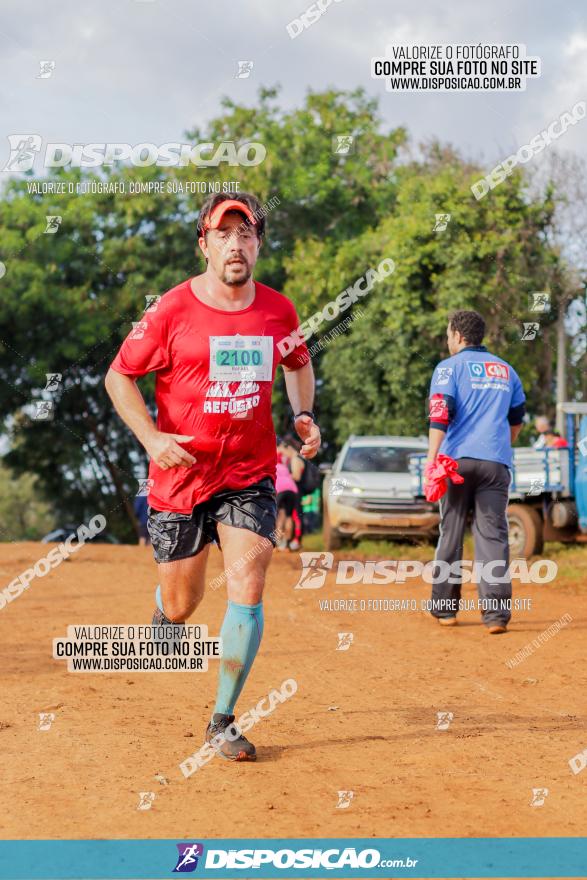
[428,345,525,467]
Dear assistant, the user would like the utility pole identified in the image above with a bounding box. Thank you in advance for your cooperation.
[556,295,567,435]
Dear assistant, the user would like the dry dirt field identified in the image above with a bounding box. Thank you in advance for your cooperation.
[0,540,586,876]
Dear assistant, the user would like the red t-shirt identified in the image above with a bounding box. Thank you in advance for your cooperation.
[110,278,308,513]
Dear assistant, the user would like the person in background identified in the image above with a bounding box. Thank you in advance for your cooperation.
[133,493,150,546]
[302,488,321,534]
[279,435,306,550]
[544,430,569,449]
[426,309,525,634]
[275,444,299,549]
[533,416,551,449]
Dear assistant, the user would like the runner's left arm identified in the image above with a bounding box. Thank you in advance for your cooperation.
[283,361,320,459]
[278,299,320,460]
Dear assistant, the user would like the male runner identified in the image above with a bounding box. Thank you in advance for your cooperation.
[105,192,320,760]
[426,310,525,634]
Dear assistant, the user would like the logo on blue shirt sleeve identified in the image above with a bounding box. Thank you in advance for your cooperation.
[435,366,453,386]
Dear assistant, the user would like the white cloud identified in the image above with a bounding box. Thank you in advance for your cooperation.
[0,0,584,171]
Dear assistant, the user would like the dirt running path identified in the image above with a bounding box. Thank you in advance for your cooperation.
[0,542,586,843]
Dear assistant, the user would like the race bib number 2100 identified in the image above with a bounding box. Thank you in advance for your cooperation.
[209,335,273,382]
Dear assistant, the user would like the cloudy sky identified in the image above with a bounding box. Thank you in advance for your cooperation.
[0,0,585,175]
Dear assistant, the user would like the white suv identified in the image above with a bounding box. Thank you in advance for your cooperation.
[321,435,440,550]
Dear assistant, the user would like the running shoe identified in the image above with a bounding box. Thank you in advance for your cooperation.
[488,624,508,634]
[205,713,256,761]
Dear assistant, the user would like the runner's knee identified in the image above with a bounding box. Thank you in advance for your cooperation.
[226,569,265,602]
[163,592,202,621]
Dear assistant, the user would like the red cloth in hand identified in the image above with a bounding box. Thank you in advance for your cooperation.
[424,454,464,502]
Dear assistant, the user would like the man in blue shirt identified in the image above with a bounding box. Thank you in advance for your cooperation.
[426,310,525,633]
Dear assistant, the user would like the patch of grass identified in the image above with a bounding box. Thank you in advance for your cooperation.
[302,532,437,558]
[299,532,587,589]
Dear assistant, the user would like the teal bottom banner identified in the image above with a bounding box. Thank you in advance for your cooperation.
[0,837,586,879]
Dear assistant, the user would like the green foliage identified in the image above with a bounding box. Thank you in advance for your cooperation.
[284,147,565,445]
[0,463,54,541]
[0,88,574,536]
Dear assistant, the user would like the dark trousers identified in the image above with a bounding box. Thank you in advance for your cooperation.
[431,458,511,626]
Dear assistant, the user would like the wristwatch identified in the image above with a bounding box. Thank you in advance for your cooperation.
[293,410,315,423]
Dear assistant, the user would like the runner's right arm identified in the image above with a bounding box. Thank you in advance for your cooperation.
[106,303,195,469]
[105,369,196,469]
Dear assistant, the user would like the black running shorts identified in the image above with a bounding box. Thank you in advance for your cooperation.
[147,477,277,564]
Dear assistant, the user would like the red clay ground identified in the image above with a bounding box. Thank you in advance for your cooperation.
[0,540,586,870]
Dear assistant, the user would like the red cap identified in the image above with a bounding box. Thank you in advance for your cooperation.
[201,199,257,235]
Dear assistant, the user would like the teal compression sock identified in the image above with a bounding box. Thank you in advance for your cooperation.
[214,600,264,716]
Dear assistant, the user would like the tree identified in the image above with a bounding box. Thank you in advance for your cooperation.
[0,463,54,541]
[0,89,406,538]
[529,152,587,424]
[284,145,563,444]
[0,90,574,537]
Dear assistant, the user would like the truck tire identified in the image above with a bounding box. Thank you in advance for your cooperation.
[322,508,342,551]
[506,504,544,558]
